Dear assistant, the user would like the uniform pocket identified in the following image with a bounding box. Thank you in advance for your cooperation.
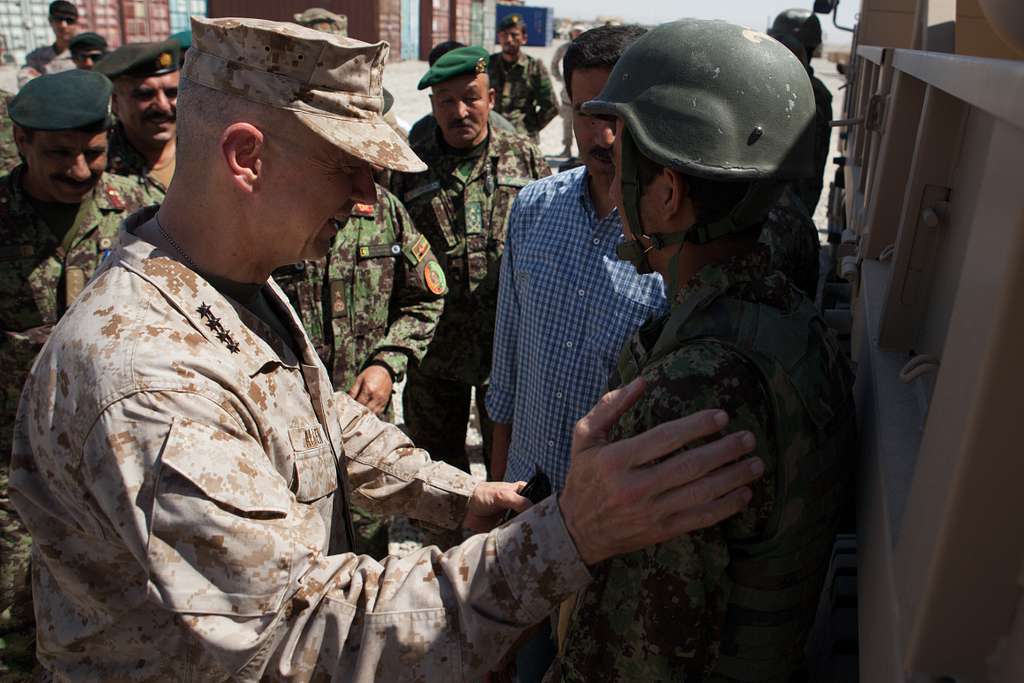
[289,423,339,503]
[147,418,294,617]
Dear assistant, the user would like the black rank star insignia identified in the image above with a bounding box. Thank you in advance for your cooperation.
[196,302,241,354]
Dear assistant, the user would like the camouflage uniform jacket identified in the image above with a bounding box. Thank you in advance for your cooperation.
[391,126,549,385]
[0,92,20,175]
[106,122,169,205]
[797,66,834,213]
[760,186,820,298]
[558,246,854,682]
[272,185,446,392]
[17,45,75,88]
[9,209,592,681]
[0,166,145,457]
[488,52,558,138]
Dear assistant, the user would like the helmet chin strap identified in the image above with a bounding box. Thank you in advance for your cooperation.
[615,126,787,300]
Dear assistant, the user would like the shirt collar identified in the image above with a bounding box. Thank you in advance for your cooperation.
[114,208,318,375]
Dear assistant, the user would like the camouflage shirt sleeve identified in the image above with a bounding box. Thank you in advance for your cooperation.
[560,340,777,681]
[77,390,591,680]
[368,191,444,380]
[531,59,559,133]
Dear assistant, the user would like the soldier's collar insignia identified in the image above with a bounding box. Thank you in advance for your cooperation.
[351,202,375,218]
[196,303,240,354]
[475,57,486,74]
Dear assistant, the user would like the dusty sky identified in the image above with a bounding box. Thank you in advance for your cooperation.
[549,0,860,44]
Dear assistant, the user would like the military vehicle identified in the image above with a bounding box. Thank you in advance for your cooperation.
[810,0,1024,680]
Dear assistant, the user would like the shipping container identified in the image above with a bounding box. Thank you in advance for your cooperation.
[400,0,418,60]
[469,0,483,47]
[483,0,495,47]
[168,0,206,33]
[78,0,123,50]
[418,0,450,61]
[495,2,550,46]
[207,0,404,60]
[450,0,470,44]
[0,0,53,67]
[121,0,171,43]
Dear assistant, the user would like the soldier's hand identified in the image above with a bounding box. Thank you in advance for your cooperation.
[560,378,763,566]
[348,365,393,415]
[464,481,529,532]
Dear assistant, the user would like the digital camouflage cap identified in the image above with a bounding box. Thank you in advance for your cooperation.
[185,17,424,173]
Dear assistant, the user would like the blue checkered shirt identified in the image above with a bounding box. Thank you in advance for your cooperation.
[486,166,667,491]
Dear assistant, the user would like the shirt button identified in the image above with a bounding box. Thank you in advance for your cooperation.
[565,341,573,349]
[577,288,585,297]
[592,238,600,245]
[547,439,555,447]
[556,391,563,399]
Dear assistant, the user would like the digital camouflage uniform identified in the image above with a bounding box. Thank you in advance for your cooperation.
[0,167,145,679]
[558,247,855,682]
[106,121,168,205]
[488,52,559,143]
[9,210,592,680]
[391,126,549,481]
[272,185,447,557]
[798,67,834,214]
[0,93,20,176]
[760,186,821,298]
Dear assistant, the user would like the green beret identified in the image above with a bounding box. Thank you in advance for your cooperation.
[498,14,524,31]
[9,70,112,131]
[417,46,489,90]
[96,40,180,79]
[69,32,108,53]
[169,30,191,51]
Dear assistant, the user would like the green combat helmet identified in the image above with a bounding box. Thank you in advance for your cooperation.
[769,9,823,54]
[582,19,815,289]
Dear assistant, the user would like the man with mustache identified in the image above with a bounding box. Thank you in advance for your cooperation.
[485,26,665,679]
[18,1,79,87]
[488,14,558,144]
[8,20,762,680]
[391,47,548,509]
[0,69,145,680]
[98,41,180,205]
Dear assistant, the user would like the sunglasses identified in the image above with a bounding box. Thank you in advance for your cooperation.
[50,16,77,25]
[72,51,106,62]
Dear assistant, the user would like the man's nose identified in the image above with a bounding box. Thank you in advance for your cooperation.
[67,154,92,182]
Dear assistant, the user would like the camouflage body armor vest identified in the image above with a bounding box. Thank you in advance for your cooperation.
[615,288,856,682]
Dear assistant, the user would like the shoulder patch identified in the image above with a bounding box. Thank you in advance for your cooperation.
[351,202,376,218]
[405,180,441,203]
[405,235,431,265]
[424,259,447,295]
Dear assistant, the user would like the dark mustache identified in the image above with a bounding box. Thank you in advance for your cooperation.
[589,146,612,162]
[144,110,176,123]
[52,175,98,189]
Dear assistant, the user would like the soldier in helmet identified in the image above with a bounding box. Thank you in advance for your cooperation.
[0,68,145,681]
[769,9,834,213]
[554,20,856,681]
[489,14,559,143]
[98,41,181,205]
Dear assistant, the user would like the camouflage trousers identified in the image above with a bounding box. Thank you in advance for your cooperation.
[0,463,35,681]
[402,366,493,478]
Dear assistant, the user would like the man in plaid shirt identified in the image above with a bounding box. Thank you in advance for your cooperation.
[488,25,664,494]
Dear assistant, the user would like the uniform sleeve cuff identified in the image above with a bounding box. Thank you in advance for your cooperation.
[494,495,591,623]
[483,385,514,424]
[370,351,407,380]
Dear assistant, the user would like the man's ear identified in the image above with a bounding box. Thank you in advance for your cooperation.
[221,122,265,194]
[487,87,496,111]
[664,168,690,221]
[12,124,26,155]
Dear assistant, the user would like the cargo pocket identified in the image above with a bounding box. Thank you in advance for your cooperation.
[147,418,295,617]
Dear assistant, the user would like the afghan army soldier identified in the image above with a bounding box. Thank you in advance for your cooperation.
[69,32,109,71]
[0,92,19,175]
[760,185,821,299]
[273,185,447,557]
[489,14,559,144]
[18,1,79,87]
[293,7,348,37]
[0,69,144,681]
[9,17,764,680]
[97,41,181,205]
[556,20,856,681]
[769,9,834,213]
[392,46,549,486]
[550,25,585,158]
